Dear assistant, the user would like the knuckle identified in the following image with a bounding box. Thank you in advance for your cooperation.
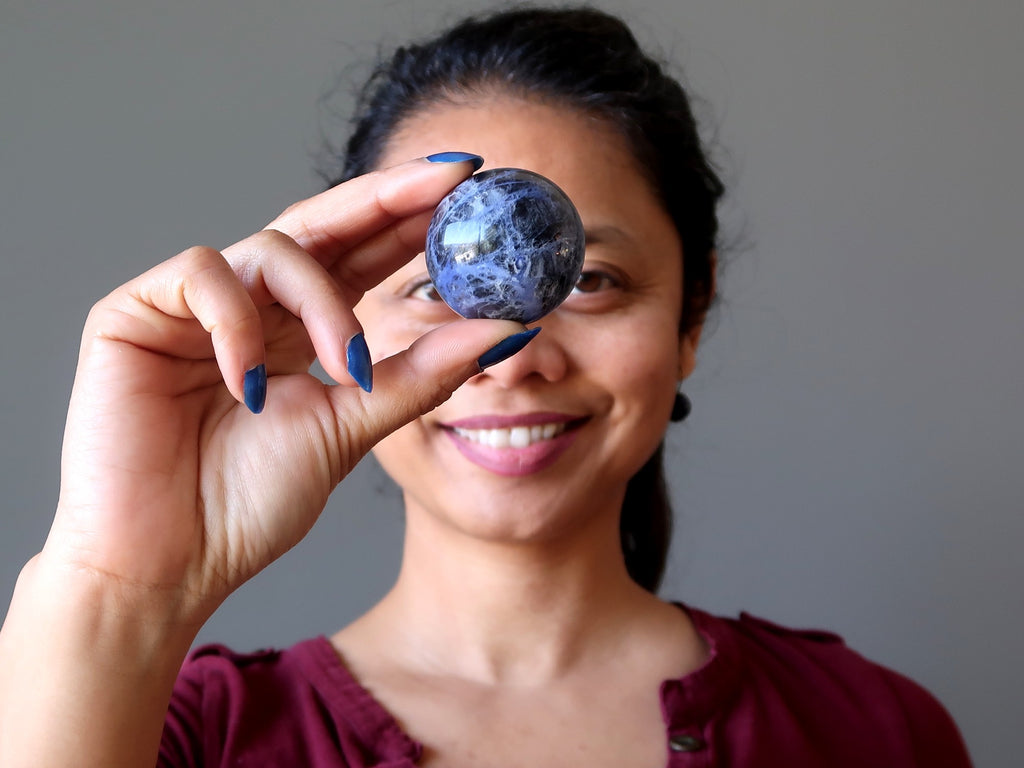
[83,299,112,333]
[220,229,292,275]
[371,173,399,217]
[428,373,462,410]
[224,229,303,276]
[176,245,226,271]
[209,309,261,343]
[171,246,232,292]
[275,196,310,220]
[268,202,319,246]
[251,227,301,252]
[403,354,462,413]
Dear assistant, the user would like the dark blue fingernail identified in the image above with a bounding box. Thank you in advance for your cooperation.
[346,332,373,393]
[477,328,541,370]
[244,364,267,414]
[426,152,484,171]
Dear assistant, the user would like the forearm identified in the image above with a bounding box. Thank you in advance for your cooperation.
[0,553,200,768]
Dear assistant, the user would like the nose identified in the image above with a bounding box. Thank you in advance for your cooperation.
[471,323,568,388]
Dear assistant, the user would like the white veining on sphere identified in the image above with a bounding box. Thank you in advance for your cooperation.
[425,168,585,323]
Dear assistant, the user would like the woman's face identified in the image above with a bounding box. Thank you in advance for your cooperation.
[355,94,700,545]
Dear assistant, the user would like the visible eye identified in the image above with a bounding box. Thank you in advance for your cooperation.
[572,270,619,294]
[406,279,443,302]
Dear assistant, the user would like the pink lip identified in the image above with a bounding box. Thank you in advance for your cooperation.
[439,412,585,477]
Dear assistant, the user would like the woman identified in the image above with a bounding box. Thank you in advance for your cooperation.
[0,7,970,767]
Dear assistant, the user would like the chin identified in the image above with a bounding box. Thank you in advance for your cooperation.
[372,421,633,547]
[400,475,623,551]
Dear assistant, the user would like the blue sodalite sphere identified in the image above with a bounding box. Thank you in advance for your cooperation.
[425,168,585,323]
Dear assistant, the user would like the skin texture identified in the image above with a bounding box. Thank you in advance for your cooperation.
[359,96,698,549]
[334,95,708,768]
[0,156,527,768]
[0,93,708,768]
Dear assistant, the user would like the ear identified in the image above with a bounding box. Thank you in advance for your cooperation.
[678,249,716,381]
[678,322,703,381]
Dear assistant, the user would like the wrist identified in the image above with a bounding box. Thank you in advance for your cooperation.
[6,552,203,658]
[0,555,200,768]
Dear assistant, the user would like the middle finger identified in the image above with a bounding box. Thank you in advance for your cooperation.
[224,229,361,386]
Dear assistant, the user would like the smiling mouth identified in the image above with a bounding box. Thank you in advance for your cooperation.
[440,416,586,476]
[451,422,567,449]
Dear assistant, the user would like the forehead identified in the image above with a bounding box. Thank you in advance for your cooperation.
[377,95,659,221]
[384,93,623,157]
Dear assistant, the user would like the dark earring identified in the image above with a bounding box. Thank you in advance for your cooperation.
[670,391,692,423]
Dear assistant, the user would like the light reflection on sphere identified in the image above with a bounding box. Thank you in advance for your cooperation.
[425,168,585,323]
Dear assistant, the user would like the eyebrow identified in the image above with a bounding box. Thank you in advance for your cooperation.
[584,224,632,247]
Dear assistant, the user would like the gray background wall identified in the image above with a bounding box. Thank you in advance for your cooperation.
[2,1,1020,764]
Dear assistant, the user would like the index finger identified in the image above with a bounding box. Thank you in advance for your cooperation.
[265,154,483,266]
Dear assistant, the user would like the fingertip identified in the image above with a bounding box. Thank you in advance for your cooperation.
[244,364,267,414]
[425,152,485,171]
[346,332,373,393]
[477,327,541,370]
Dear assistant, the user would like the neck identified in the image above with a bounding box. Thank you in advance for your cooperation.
[362,496,664,686]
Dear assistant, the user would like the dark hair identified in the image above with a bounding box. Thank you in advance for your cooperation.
[327,5,724,593]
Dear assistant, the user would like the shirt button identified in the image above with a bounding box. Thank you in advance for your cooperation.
[668,734,706,753]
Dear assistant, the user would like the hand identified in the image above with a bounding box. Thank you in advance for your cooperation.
[42,157,526,625]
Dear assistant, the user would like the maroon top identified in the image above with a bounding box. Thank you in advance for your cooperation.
[159,606,972,767]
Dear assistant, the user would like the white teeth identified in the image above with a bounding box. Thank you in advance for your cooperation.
[509,426,531,448]
[453,422,567,448]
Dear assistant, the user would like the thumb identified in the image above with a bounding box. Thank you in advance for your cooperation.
[331,320,539,451]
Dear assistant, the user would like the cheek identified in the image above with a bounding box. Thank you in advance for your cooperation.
[596,317,680,424]
[354,300,440,363]
[355,283,463,363]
